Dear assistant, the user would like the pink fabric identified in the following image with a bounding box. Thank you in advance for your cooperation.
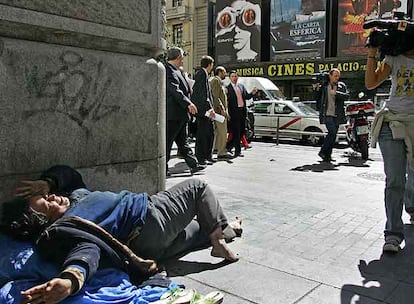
[235,85,244,107]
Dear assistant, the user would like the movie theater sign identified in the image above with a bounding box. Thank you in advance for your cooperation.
[232,59,367,79]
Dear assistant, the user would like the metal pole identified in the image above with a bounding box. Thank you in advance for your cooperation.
[276,116,280,145]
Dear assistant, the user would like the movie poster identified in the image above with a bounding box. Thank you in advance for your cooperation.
[270,0,326,61]
[337,0,408,56]
[215,0,262,64]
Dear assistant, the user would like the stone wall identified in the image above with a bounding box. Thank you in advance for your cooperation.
[0,1,166,201]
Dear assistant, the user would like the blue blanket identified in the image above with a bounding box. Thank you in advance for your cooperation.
[0,234,177,304]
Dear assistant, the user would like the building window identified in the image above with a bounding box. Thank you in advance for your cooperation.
[173,24,183,45]
[173,0,182,7]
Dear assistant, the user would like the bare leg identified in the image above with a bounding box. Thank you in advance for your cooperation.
[209,226,239,262]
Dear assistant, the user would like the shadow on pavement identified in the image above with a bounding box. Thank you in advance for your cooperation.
[340,225,414,304]
[291,156,371,172]
[252,138,349,149]
[163,259,229,277]
[167,161,206,178]
[291,162,340,172]
[337,158,371,168]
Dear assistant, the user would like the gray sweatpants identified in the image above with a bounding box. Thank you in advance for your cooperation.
[129,178,228,260]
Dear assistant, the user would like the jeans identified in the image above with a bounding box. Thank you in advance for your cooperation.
[129,178,227,260]
[378,123,414,241]
[320,116,339,157]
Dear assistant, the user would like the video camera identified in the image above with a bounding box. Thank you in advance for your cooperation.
[364,12,414,57]
[312,71,329,87]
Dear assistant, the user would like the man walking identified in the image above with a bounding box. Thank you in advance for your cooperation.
[192,56,216,165]
[210,66,231,160]
[165,47,205,175]
[316,68,349,162]
[226,71,257,157]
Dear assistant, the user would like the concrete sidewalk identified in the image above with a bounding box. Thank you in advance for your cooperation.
[164,141,414,304]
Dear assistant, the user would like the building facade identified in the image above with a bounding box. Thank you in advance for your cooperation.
[166,0,414,100]
[165,0,212,76]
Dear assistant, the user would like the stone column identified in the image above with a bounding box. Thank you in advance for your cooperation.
[0,0,166,201]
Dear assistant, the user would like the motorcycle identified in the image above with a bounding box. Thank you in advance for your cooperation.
[345,101,375,160]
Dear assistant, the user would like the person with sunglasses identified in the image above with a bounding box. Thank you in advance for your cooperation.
[216,0,261,62]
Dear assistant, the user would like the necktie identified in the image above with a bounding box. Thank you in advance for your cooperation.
[235,85,244,107]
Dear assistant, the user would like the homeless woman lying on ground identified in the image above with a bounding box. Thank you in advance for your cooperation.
[0,165,242,304]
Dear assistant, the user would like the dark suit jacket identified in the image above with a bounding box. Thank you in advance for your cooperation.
[165,62,192,121]
[226,82,253,123]
[192,69,213,117]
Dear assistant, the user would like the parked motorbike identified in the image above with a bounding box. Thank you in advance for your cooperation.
[345,101,375,160]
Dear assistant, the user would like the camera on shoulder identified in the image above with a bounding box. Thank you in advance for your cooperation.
[364,12,414,57]
[312,72,329,88]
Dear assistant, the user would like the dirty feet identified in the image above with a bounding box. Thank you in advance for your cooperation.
[211,239,239,262]
[210,226,239,262]
[223,216,243,241]
[229,216,243,237]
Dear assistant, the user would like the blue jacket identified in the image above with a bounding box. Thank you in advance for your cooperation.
[37,166,151,285]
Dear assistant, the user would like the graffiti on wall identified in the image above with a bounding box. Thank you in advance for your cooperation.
[23,51,120,133]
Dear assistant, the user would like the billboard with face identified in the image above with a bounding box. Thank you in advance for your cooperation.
[337,0,408,56]
[270,0,326,61]
[215,0,262,64]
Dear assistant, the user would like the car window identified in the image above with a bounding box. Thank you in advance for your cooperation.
[296,103,318,116]
[254,103,272,114]
[274,103,293,115]
[267,89,285,100]
[253,89,270,101]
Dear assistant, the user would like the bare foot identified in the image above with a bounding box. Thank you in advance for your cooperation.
[228,216,243,237]
[211,239,239,262]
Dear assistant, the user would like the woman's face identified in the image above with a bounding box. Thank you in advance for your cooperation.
[233,26,251,51]
[29,194,70,221]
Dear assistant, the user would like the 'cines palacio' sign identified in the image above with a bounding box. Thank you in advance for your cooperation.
[233,59,367,79]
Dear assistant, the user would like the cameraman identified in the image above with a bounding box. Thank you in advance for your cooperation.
[366,45,414,253]
[315,69,348,162]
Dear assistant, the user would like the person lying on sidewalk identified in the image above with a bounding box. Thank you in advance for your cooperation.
[0,165,242,303]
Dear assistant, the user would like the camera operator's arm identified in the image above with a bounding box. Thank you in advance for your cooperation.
[365,47,391,90]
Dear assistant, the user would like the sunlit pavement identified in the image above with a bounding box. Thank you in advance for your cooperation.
[165,140,414,304]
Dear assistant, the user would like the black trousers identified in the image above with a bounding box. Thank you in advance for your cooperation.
[195,116,214,162]
[166,119,197,169]
[227,108,246,154]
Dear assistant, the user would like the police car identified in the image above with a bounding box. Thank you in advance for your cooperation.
[252,99,346,145]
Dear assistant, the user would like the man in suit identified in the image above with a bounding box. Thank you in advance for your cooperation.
[192,56,216,165]
[226,71,257,157]
[210,66,231,160]
[165,47,206,175]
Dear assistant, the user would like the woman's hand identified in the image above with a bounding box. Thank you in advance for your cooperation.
[15,180,50,198]
[20,278,72,304]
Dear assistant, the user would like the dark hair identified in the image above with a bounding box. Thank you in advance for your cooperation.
[364,17,414,58]
[228,70,238,77]
[0,198,50,241]
[200,55,214,68]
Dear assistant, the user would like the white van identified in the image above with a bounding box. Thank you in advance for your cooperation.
[222,76,285,105]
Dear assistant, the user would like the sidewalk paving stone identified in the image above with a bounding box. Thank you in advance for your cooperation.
[165,142,412,303]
